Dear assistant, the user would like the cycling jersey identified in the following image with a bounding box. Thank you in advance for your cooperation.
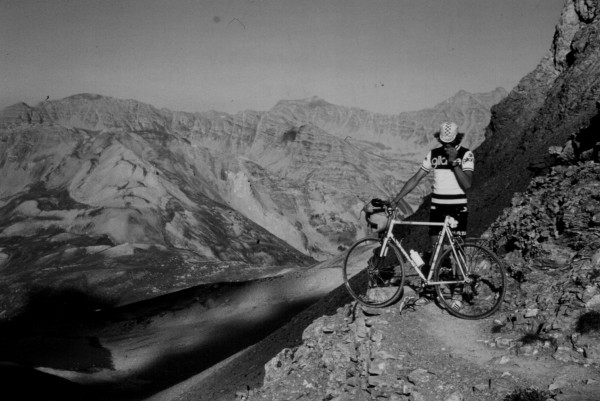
[420,146,474,206]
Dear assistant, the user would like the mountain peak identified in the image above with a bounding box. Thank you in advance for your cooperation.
[65,93,107,101]
[272,96,333,110]
[447,87,507,101]
[0,102,39,124]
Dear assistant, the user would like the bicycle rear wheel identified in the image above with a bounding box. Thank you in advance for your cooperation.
[433,243,505,319]
[342,237,405,308]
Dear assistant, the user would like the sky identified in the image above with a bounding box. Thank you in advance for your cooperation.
[1,0,565,115]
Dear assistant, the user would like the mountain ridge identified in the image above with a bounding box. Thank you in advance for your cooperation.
[0,87,505,317]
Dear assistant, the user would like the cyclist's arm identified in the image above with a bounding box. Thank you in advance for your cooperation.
[453,167,472,191]
[448,148,473,191]
[390,168,428,206]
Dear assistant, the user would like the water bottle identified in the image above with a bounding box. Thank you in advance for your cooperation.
[409,250,425,268]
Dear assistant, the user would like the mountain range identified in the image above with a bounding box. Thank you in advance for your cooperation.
[0,87,505,317]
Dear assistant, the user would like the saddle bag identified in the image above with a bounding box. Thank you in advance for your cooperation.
[363,198,390,233]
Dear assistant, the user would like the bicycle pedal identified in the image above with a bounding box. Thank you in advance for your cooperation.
[450,299,463,311]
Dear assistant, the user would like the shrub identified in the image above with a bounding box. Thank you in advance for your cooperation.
[503,387,552,401]
[576,311,600,334]
[520,332,544,345]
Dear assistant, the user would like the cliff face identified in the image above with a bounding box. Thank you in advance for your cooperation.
[470,0,600,235]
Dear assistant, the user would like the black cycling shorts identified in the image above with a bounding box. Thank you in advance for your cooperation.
[429,203,468,238]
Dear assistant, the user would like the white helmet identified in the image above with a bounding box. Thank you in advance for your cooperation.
[439,122,458,143]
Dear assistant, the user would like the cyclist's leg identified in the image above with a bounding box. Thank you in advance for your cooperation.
[409,205,443,305]
[431,203,469,308]
[431,203,469,242]
[449,205,470,309]
[450,204,469,241]
[426,204,447,274]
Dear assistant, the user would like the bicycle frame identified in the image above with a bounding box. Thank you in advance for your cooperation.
[379,212,468,286]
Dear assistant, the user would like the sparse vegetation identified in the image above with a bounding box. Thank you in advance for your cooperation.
[519,331,554,347]
[576,311,600,334]
[281,127,299,142]
[503,388,552,401]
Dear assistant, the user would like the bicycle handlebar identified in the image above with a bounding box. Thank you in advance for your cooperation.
[381,203,400,219]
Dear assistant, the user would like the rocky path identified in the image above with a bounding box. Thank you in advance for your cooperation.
[149,280,600,401]
[237,288,600,401]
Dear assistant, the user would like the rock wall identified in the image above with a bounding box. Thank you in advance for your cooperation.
[469,0,600,236]
[486,161,600,361]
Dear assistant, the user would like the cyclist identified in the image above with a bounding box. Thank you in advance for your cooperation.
[390,122,474,305]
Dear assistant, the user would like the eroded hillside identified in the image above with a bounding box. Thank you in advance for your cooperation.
[0,124,316,317]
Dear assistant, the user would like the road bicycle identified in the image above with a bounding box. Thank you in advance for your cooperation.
[342,201,506,319]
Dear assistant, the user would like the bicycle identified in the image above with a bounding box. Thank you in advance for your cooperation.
[342,201,506,319]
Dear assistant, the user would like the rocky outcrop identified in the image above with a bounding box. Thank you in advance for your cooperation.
[0,102,46,125]
[469,0,600,236]
[485,161,600,365]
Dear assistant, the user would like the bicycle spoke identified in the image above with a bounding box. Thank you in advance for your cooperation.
[343,237,405,308]
[433,243,506,319]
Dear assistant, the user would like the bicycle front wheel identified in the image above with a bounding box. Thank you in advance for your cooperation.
[342,237,405,308]
[433,243,506,319]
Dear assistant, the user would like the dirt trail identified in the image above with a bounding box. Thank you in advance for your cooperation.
[423,301,599,386]
[421,304,558,384]
[365,299,600,400]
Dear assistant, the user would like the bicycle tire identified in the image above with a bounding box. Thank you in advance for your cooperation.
[342,237,405,308]
[433,243,505,319]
